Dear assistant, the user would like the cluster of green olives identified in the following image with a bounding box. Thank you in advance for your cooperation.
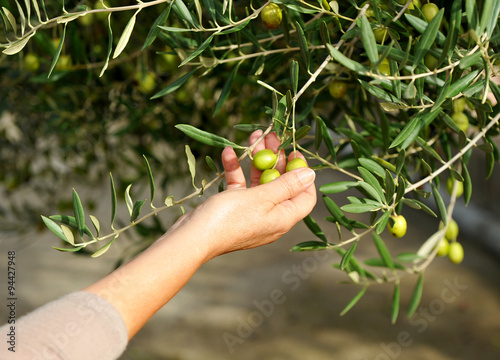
[437,219,464,264]
[450,98,470,133]
[252,149,308,184]
[387,214,407,238]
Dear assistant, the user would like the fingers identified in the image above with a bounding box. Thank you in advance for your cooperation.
[221,146,247,189]
[258,167,316,206]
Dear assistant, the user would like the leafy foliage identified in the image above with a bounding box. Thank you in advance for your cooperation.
[2,0,500,321]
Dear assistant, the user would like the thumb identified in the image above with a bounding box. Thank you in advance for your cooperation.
[260,167,316,204]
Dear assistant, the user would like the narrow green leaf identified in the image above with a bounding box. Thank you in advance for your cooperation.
[327,43,369,74]
[486,0,500,37]
[89,215,100,237]
[404,199,437,217]
[185,145,198,189]
[407,273,424,317]
[151,68,198,99]
[340,286,367,316]
[295,22,310,72]
[91,236,118,258]
[72,189,85,238]
[99,14,113,77]
[320,181,358,194]
[323,195,352,230]
[143,155,156,208]
[110,173,117,229]
[466,0,478,32]
[397,252,423,262]
[404,14,445,45]
[359,15,378,65]
[341,242,358,270]
[391,282,400,324]
[172,0,200,28]
[205,156,219,173]
[317,116,336,162]
[390,116,421,149]
[395,177,406,204]
[48,23,66,77]
[359,80,403,104]
[447,70,480,99]
[290,60,299,95]
[438,0,461,65]
[213,62,240,116]
[358,158,386,178]
[290,241,329,252]
[142,3,172,50]
[375,210,392,235]
[303,215,327,243]
[341,203,381,213]
[125,184,133,217]
[462,161,472,206]
[179,33,214,67]
[130,200,146,223]
[372,233,395,271]
[431,184,447,225]
[459,51,482,69]
[49,215,94,238]
[53,246,84,252]
[479,0,493,35]
[385,170,396,204]
[41,215,68,243]
[175,124,243,148]
[113,10,139,58]
[486,151,494,179]
[61,225,75,246]
[219,19,251,35]
[395,150,406,176]
[2,33,34,55]
[411,9,444,69]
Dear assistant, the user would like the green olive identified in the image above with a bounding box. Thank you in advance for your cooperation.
[422,3,439,22]
[253,149,278,171]
[424,53,438,70]
[77,7,94,26]
[387,214,407,238]
[328,80,347,99]
[446,177,464,197]
[260,169,281,184]
[451,112,469,133]
[24,54,39,72]
[286,158,308,172]
[453,98,467,113]
[436,238,450,257]
[55,55,72,71]
[397,0,421,9]
[261,3,282,30]
[136,72,156,94]
[448,241,464,264]
[378,59,391,76]
[373,28,388,43]
[445,219,459,241]
[94,0,110,21]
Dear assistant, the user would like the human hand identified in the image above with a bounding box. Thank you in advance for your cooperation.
[166,130,317,261]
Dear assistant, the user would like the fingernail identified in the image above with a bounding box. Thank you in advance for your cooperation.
[296,168,315,185]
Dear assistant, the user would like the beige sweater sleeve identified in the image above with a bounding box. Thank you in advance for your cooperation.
[0,291,128,360]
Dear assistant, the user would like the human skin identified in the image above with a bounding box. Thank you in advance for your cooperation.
[83,130,317,339]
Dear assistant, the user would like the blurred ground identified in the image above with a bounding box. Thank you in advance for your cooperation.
[1,172,500,360]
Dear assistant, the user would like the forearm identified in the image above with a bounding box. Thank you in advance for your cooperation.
[83,226,209,339]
